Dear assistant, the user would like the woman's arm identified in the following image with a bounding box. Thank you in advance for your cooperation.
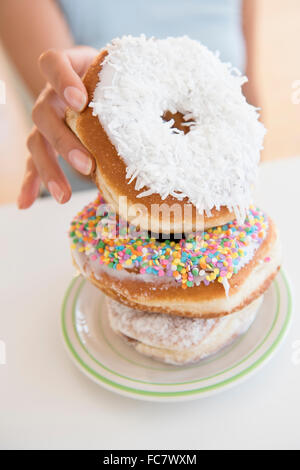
[0,0,97,208]
[0,0,74,97]
[242,0,261,108]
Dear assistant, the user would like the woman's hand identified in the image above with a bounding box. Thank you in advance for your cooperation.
[18,46,98,209]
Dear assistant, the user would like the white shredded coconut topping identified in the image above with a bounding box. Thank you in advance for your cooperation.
[91,35,266,221]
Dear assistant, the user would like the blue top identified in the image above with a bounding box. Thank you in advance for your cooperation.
[57,0,245,71]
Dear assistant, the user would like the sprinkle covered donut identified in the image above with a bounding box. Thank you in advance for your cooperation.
[69,193,281,319]
[66,36,266,234]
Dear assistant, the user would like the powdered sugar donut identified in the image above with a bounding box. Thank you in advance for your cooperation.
[106,295,262,365]
[66,35,265,234]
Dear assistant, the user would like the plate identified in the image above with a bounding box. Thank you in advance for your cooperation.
[61,270,292,402]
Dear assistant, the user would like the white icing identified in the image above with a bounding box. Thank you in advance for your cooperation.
[91,35,266,222]
[73,250,175,287]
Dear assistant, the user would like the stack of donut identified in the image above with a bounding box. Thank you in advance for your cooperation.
[67,36,281,365]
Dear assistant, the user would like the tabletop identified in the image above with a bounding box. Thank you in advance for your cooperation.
[1,156,300,450]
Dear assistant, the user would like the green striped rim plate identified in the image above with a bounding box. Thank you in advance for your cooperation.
[61,269,292,402]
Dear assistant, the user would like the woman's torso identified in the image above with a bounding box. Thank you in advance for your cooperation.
[57,0,244,70]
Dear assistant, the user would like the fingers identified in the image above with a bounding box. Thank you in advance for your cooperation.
[39,47,97,112]
[66,46,99,77]
[32,88,94,175]
[40,48,86,112]
[22,46,98,208]
[17,155,41,209]
[26,127,72,204]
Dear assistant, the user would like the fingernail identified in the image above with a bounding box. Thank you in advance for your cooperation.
[48,181,64,204]
[69,149,93,175]
[64,86,87,112]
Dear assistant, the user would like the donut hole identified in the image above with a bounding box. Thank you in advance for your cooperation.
[162,111,194,135]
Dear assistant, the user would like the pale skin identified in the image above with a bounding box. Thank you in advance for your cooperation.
[0,0,259,209]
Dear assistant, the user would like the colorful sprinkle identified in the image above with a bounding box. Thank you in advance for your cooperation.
[69,194,268,290]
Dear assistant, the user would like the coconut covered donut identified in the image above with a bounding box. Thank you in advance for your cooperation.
[66,35,266,234]
[106,295,262,365]
[69,193,281,319]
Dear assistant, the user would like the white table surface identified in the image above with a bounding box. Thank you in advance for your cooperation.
[1,157,300,450]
